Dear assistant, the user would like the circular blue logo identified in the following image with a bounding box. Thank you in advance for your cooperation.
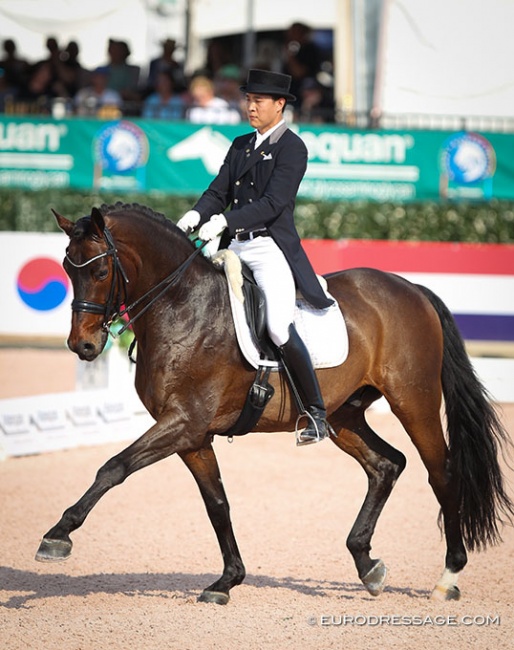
[441,132,496,184]
[16,257,69,311]
[95,121,149,173]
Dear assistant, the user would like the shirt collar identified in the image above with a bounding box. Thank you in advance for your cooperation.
[254,119,285,149]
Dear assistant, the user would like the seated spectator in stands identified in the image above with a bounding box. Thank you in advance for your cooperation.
[58,40,88,98]
[0,68,14,112]
[104,39,140,107]
[282,22,324,108]
[142,70,185,120]
[145,38,186,97]
[1,39,28,97]
[214,64,245,119]
[73,66,122,117]
[185,75,241,125]
[16,61,56,113]
[295,76,335,123]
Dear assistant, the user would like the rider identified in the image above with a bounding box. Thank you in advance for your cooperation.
[177,68,333,445]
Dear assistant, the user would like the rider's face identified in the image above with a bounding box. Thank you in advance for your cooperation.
[245,93,286,134]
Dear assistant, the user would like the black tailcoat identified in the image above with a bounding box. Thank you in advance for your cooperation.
[193,122,333,309]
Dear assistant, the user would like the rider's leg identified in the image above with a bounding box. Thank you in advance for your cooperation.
[229,236,329,445]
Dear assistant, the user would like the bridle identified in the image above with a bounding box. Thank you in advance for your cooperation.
[65,226,129,333]
[65,224,206,337]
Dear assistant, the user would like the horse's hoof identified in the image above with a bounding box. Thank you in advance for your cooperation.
[198,590,230,605]
[35,538,73,562]
[430,584,461,602]
[362,559,387,596]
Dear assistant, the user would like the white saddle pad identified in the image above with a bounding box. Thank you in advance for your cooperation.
[212,250,348,370]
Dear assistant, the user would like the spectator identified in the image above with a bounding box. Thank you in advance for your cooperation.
[17,61,56,112]
[32,36,61,79]
[185,75,241,125]
[145,38,186,96]
[0,39,28,96]
[142,70,185,120]
[281,23,323,107]
[57,40,88,98]
[295,77,335,123]
[73,66,122,117]
[104,39,140,108]
[214,64,245,118]
[0,68,14,112]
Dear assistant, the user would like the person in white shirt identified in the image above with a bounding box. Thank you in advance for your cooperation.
[186,75,240,125]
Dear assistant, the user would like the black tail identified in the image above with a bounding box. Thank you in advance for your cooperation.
[418,284,514,551]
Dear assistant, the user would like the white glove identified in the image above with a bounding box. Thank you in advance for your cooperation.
[198,214,228,242]
[176,209,200,233]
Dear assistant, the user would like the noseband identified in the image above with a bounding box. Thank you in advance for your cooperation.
[65,226,129,331]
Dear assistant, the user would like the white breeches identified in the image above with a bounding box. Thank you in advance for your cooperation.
[229,236,295,346]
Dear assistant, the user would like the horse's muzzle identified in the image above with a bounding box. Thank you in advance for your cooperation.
[68,335,106,361]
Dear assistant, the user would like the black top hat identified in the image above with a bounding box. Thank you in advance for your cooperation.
[240,69,296,101]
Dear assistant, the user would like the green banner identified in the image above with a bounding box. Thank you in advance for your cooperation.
[0,116,512,201]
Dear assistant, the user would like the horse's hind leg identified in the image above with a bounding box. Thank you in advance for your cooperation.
[391,400,467,601]
[179,444,245,605]
[329,393,407,596]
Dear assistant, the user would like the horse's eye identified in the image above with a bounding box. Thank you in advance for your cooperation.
[96,268,109,281]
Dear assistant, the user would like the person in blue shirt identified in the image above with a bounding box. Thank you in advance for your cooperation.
[142,70,185,120]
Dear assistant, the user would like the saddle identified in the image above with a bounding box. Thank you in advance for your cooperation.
[220,263,277,438]
[211,249,348,438]
[240,263,279,362]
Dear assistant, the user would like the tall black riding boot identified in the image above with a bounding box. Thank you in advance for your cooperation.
[279,324,330,446]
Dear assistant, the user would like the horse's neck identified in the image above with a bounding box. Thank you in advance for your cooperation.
[114,220,228,328]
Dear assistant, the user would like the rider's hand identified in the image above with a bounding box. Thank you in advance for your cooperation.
[198,214,227,242]
[176,209,200,233]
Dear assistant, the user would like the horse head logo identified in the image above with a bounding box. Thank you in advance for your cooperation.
[167,127,231,175]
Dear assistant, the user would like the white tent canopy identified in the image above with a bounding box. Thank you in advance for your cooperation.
[192,0,336,38]
[374,0,514,119]
[0,0,335,70]
[1,0,512,120]
[0,0,184,70]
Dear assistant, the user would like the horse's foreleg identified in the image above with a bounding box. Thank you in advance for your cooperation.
[35,417,188,563]
[179,443,246,605]
[330,401,406,596]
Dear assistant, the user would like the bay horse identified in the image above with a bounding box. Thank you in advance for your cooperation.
[36,202,513,604]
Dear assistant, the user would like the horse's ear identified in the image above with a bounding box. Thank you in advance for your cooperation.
[90,207,105,238]
[51,208,75,237]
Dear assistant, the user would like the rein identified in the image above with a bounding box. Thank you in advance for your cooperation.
[116,238,207,335]
[66,224,207,337]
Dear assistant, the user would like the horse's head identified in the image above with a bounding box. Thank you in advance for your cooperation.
[54,206,128,361]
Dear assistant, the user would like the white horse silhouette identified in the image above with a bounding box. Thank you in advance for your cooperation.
[167,127,232,175]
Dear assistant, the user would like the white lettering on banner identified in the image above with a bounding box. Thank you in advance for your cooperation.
[301,132,414,165]
[300,179,416,201]
[0,170,69,188]
[0,122,67,152]
[0,153,73,169]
